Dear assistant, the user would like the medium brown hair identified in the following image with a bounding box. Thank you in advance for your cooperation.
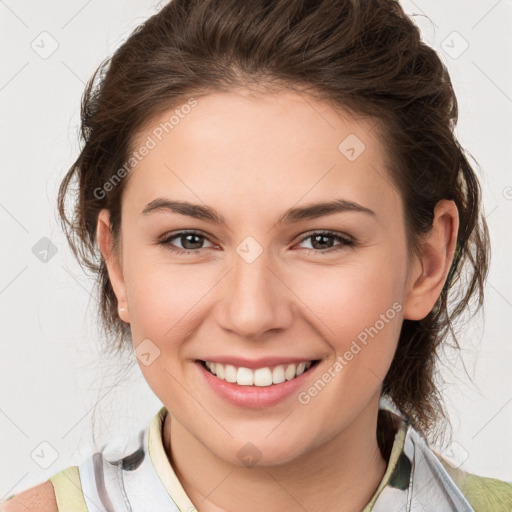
[57,0,490,438]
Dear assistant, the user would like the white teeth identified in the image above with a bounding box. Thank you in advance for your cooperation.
[215,363,224,380]
[203,360,315,387]
[224,364,237,383]
[254,368,273,387]
[272,365,285,384]
[284,364,296,381]
[237,367,254,386]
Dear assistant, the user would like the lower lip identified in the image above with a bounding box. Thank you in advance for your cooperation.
[195,360,320,408]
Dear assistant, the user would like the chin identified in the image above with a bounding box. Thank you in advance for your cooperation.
[210,431,314,468]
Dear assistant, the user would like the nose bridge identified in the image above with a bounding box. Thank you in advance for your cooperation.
[218,238,291,339]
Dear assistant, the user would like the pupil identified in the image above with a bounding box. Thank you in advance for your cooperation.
[180,234,334,250]
[183,234,202,250]
[312,234,332,250]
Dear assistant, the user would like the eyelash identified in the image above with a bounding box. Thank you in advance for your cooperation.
[157,230,355,256]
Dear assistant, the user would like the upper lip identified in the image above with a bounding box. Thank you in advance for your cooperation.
[196,356,320,369]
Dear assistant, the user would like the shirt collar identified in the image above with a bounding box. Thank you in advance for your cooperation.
[147,404,411,511]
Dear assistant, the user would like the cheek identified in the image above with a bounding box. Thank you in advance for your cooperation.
[126,261,215,342]
[291,257,405,333]
[122,259,214,403]
[290,261,405,422]
[289,255,406,387]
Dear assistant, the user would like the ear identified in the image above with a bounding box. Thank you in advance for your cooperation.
[96,209,130,323]
[402,199,459,321]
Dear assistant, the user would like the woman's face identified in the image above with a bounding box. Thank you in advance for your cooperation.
[99,88,423,466]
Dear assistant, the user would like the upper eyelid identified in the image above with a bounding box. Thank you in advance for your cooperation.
[161,230,216,245]
[298,230,353,242]
[161,229,353,246]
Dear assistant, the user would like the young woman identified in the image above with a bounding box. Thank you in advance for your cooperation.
[2,0,511,510]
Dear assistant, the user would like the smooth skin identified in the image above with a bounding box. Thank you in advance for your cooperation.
[1,88,458,512]
[99,88,458,512]
[0,481,57,512]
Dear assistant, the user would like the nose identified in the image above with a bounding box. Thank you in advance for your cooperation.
[216,246,293,341]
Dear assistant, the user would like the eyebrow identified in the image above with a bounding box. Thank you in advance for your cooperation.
[142,198,375,225]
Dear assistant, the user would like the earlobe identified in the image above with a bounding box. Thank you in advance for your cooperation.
[96,209,130,323]
[402,200,459,321]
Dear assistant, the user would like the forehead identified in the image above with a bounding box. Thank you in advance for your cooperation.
[124,88,400,222]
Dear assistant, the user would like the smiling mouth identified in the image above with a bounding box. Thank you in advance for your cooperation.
[198,359,321,387]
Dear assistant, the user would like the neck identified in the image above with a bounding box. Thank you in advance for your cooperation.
[163,395,388,512]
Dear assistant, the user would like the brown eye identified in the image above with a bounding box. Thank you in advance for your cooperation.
[297,231,354,254]
[159,231,214,254]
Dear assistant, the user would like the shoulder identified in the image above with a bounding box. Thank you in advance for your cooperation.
[435,452,512,512]
[0,480,58,512]
[1,464,88,512]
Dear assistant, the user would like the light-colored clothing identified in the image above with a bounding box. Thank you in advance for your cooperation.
[3,404,512,511]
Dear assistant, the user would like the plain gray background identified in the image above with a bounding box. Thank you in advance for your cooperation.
[1,0,511,500]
